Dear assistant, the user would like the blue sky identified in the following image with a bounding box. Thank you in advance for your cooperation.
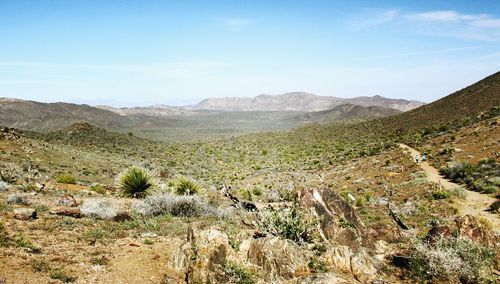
[0,0,499,106]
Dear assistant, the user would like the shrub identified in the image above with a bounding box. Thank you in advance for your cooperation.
[50,268,76,283]
[224,261,255,284]
[56,174,77,184]
[119,167,155,198]
[80,199,118,220]
[174,176,200,195]
[90,184,107,195]
[258,207,316,244]
[432,190,451,200]
[407,236,496,283]
[139,193,225,218]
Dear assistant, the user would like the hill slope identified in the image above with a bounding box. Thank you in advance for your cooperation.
[376,71,500,132]
[288,104,401,123]
[0,98,125,130]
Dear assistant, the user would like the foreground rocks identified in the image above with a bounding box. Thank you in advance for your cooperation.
[13,208,37,220]
[299,187,368,248]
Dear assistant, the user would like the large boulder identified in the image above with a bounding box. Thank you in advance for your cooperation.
[299,188,368,248]
[13,208,37,220]
[246,237,312,280]
[168,228,231,283]
[324,246,378,282]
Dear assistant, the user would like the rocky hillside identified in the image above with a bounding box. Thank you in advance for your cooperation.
[97,104,194,117]
[0,98,125,131]
[289,104,401,123]
[376,71,500,132]
[192,92,424,112]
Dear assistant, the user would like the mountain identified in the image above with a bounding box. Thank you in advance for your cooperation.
[289,104,401,124]
[376,71,500,131]
[0,98,124,131]
[192,92,424,112]
[96,104,194,116]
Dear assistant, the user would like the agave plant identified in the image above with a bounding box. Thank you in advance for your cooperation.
[119,167,155,198]
[175,176,200,195]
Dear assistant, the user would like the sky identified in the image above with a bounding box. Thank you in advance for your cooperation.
[0,0,499,107]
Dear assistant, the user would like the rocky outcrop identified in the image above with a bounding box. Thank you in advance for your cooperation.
[324,246,378,282]
[168,228,231,283]
[299,188,368,248]
[246,237,311,280]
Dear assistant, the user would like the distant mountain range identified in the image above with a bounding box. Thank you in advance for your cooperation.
[190,92,423,112]
[0,93,423,133]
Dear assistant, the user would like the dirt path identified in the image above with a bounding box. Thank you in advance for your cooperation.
[399,144,500,233]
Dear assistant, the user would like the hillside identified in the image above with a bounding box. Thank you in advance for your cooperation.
[193,92,424,112]
[0,98,125,131]
[376,71,500,132]
[288,103,401,123]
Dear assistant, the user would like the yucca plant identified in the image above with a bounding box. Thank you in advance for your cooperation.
[119,167,155,198]
[175,176,200,195]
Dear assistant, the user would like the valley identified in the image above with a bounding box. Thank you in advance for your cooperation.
[0,72,499,283]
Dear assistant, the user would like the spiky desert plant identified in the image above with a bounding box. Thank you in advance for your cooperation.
[175,176,200,195]
[119,167,155,198]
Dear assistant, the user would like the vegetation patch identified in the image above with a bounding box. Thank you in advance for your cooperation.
[407,236,496,283]
[56,173,77,184]
[258,207,316,244]
[119,167,155,198]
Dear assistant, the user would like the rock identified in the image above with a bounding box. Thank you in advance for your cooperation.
[55,196,78,207]
[455,215,498,248]
[141,232,158,238]
[246,237,311,280]
[424,225,453,243]
[50,206,81,218]
[13,208,37,220]
[296,272,350,283]
[7,194,31,205]
[112,211,132,222]
[324,246,378,282]
[168,228,231,283]
[299,187,368,247]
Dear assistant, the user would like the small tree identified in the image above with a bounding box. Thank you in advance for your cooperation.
[119,167,154,198]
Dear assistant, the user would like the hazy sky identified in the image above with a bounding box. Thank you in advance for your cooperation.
[1,0,499,107]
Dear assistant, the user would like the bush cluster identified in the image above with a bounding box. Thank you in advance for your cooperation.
[440,159,498,194]
[139,193,226,218]
[258,207,316,244]
[407,236,496,283]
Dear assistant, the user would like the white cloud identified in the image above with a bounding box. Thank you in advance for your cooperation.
[407,10,489,22]
[222,18,252,32]
[347,9,400,29]
[350,9,500,41]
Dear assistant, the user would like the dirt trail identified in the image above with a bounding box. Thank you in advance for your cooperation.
[399,144,500,233]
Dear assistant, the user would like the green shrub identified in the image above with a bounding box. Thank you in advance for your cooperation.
[50,268,76,283]
[258,207,316,244]
[90,184,107,195]
[252,187,263,196]
[56,174,76,184]
[407,236,496,283]
[224,261,255,284]
[119,167,155,198]
[175,176,200,195]
[432,190,451,200]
